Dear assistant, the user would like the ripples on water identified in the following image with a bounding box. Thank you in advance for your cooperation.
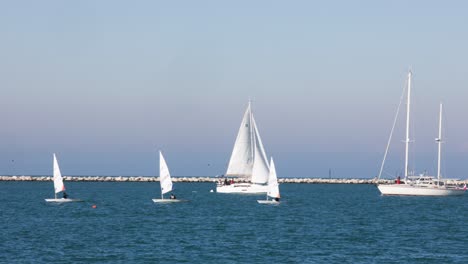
[1,182,467,263]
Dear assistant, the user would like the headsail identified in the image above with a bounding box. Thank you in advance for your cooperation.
[251,116,270,184]
[267,157,280,199]
[53,153,65,194]
[226,102,254,178]
[159,151,173,195]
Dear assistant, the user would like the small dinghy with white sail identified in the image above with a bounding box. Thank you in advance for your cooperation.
[45,153,83,203]
[257,157,281,204]
[152,151,187,203]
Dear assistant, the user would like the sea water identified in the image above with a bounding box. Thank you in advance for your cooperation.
[1,181,467,263]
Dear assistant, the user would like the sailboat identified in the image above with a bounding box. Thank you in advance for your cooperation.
[152,151,186,203]
[216,101,270,194]
[45,153,83,202]
[377,71,466,196]
[257,157,281,204]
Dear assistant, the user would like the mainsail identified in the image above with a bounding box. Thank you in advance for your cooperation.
[53,153,65,194]
[159,151,173,195]
[267,157,280,199]
[226,102,269,184]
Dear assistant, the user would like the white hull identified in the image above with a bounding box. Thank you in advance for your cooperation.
[377,184,466,196]
[45,198,83,203]
[257,200,280,204]
[216,183,267,194]
[152,199,186,203]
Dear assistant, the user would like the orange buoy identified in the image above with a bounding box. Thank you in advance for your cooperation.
[92,204,97,209]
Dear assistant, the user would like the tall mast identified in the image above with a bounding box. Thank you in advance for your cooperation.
[436,103,443,181]
[404,71,412,180]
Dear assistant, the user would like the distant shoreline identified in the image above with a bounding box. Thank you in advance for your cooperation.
[0,175,403,184]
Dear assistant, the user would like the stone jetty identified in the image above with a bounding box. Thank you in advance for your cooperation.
[0,175,415,184]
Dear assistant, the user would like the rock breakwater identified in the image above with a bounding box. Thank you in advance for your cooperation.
[0,175,403,184]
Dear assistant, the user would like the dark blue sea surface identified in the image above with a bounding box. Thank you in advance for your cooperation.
[1,182,467,263]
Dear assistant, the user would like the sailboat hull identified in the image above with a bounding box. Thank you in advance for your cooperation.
[377,184,466,196]
[216,183,267,194]
[45,198,84,202]
[152,199,186,203]
[257,200,280,204]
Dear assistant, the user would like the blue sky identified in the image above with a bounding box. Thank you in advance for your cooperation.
[1,1,468,178]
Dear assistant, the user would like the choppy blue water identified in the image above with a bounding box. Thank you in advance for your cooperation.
[1,182,467,263]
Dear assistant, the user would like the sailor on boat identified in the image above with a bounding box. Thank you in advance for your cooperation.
[170,193,176,199]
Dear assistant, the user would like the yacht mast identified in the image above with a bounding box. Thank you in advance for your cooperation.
[436,103,443,181]
[404,71,412,181]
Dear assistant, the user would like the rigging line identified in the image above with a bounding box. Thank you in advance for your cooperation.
[377,80,407,180]
[383,170,397,178]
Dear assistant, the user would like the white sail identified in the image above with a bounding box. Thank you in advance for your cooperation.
[53,153,65,194]
[226,102,254,178]
[159,151,173,195]
[267,158,280,199]
[251,116,270,184]
[225,102,269,183]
